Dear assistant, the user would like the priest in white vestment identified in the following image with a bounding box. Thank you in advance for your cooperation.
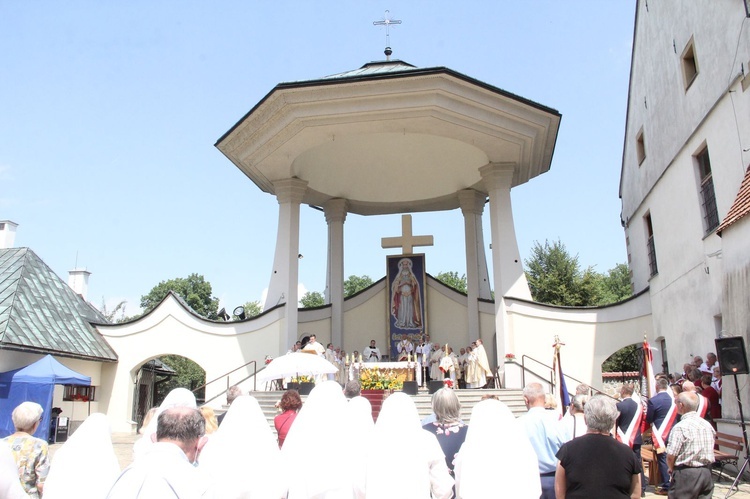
[363,340,381,363]
[429,343,444,380]
[466,340,492,388]
[325,343,338,380]
[44,413,120,499]
[454,399,541,498]
[303,334,326,356]
[396,338,414,361]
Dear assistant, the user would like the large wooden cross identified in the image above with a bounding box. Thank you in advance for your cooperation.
[381,214,433,254]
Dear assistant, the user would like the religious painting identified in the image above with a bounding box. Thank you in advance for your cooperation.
[386,254,427,361]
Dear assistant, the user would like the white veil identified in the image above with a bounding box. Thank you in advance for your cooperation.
[454,399,540,499]
[44,413,120,499]
[365,392,453,499]
[199,395,286,498]
[282,381,349,498]
[0,442,29,499]
[343,396,374,498]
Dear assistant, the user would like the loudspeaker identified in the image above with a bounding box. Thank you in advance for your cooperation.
[402,381,418,395]
[716,336,749,375]
[428,380,444,394]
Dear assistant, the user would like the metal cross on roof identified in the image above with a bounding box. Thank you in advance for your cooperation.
[373,10,402,60]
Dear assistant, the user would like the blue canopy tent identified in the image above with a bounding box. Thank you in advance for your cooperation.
[0,355,91,439]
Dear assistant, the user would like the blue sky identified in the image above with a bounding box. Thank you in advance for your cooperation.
[1,2,635,316]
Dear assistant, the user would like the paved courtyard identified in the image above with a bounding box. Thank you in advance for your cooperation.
[48,432,750,498]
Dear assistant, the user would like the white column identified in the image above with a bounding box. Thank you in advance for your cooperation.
[480,163,531,369]
[458,189,491,342]
[264,178,307,353]
[324,198,348,348]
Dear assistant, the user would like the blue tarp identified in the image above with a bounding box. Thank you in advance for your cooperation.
[0,355,90,439]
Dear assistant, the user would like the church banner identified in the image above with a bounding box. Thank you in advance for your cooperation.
[386,254,427,361]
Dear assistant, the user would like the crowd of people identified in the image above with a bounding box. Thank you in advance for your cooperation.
[283,334,494,390]
[0,350,725,498]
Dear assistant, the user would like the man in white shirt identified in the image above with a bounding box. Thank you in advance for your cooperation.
[363,340,381,363]
[325,343,337,380]
[107,407,211,498]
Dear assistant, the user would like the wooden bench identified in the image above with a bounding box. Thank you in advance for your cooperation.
[715,431,744,482]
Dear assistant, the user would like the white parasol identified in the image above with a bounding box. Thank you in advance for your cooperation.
[256,352,338,382]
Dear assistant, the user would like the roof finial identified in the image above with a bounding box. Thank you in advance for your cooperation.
[373,10,402,61]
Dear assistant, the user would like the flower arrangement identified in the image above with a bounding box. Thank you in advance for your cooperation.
[264,355,273,365]
[359,368,406,391]
[505,353,516,361]
[443,379,454,389]
[290,375,313,383]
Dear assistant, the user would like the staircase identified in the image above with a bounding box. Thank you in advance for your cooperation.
[247,388,527,432]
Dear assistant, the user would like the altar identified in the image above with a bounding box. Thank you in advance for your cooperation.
[349,361,422,386]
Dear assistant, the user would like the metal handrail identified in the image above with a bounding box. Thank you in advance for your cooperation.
[192,360,259,401]
[520,354,608,397]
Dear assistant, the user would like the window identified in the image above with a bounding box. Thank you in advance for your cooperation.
[636,128,646,165]
[696,146,719,233]
[63,385,96,402]
[681,37,699,90]
[645,213,658,277]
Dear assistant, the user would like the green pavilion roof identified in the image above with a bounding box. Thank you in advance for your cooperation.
[0,248,117,362]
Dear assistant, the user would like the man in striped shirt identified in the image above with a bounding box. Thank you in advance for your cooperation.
[666,391,716,498]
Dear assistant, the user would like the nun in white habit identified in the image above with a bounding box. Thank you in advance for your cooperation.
[365,392,453,499]
[199,395,285,498]
[44,413,120,499]
[343,396,374,499]
[454,399,541,499]
[0,442,29,499]
[282,380,350,498]
[133,387,197,461]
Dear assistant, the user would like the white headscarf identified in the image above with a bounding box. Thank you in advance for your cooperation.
[44,413,120,498]
[0,442,29,499]
[343,396,374,499]
[199,395,285,498]
[282,381,349,498]
[366,392,453,499]
[454,399,540,499]
[133,387,197,460]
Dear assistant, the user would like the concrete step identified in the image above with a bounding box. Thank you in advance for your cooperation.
[246,388,527,433]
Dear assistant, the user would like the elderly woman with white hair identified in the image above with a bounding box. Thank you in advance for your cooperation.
[422,388,468,473]
[555,395,642,499]
[0,402,50,498]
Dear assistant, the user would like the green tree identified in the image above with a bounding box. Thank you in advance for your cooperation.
[602,344,640,373]
[597,263,633,304]
[435,271,467,293]
[155,355,206,402]
[241,300,263,318]
[300,291,325,308]
[525,239,631,307]
[140,273,219,319]
[525,239,589,306]
[343,275,373,297]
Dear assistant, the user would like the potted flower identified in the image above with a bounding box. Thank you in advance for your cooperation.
[505,353,516,362]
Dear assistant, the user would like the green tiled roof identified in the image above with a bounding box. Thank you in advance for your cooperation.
[0,248,117,362]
